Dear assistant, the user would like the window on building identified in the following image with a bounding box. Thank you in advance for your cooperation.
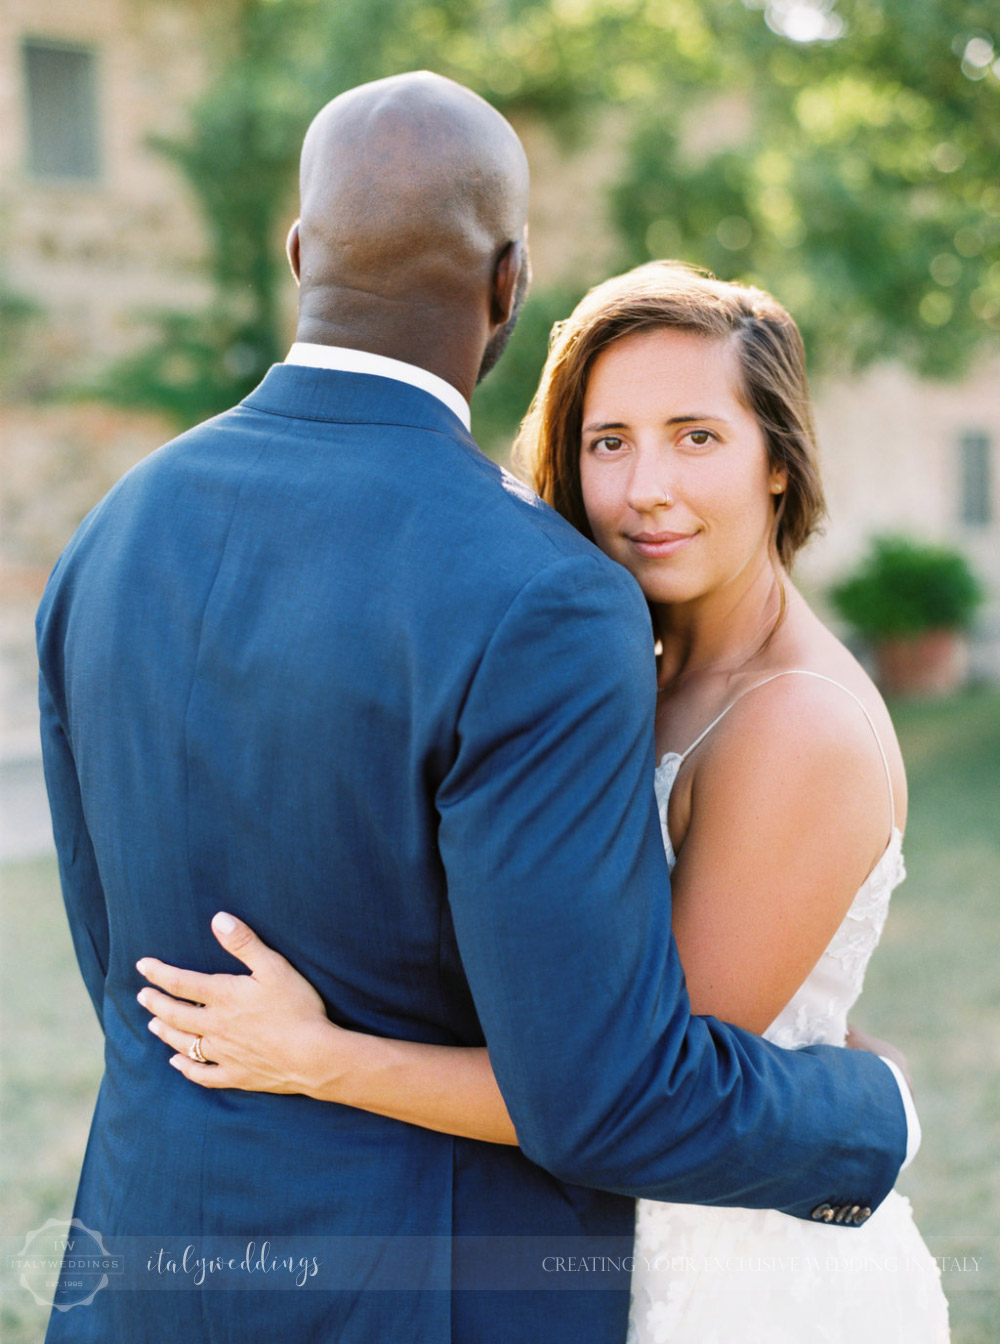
[23,39,100,180]
[959,430,992,526]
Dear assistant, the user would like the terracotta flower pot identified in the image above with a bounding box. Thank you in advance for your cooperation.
[875,629,968,697]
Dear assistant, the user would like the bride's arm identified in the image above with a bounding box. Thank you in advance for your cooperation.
[137,913,519,1145]
[666,674,903,1034]
[139,677,898,1144]
[322,1036,516,1144]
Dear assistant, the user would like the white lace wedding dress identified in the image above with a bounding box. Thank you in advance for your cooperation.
[627,672,950,1344]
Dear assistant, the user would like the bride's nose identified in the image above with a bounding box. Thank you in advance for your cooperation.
[626,447,674,514]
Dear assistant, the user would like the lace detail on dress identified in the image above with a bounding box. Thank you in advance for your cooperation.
[630,683,951,1341]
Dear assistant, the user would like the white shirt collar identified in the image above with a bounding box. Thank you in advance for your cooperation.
[284,342,471,431]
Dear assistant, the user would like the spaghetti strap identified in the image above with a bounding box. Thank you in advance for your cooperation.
[677,669,896,830]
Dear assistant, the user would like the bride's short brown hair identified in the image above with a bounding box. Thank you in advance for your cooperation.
[513,261,825,568]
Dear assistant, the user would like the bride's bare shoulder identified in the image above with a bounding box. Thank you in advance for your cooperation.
[726,590,908,829]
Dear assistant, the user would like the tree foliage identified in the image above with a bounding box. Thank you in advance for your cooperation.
[99,0,1000,435]
[610,0,1000,377]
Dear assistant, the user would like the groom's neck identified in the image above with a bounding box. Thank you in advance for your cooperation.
[294,288,485,404]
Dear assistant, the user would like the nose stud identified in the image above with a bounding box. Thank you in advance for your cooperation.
[631,486,674,509]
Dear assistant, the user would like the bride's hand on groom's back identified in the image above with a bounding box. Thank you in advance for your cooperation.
[845,1021,914,1099]
[136,913,341,1096]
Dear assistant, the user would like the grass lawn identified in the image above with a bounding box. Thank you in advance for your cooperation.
[855,688,1000,1342]
[1,689,998,1341]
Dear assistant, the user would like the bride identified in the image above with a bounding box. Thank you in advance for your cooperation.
[139,261,949,1340]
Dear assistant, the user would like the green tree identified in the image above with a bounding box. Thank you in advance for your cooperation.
[99,0,1000,438]
[610,0,1000,376]
[99,0,455,422]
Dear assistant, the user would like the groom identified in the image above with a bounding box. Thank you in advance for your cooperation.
[38,72,913,1342]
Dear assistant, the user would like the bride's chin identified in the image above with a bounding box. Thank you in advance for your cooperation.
[635,575,707,608]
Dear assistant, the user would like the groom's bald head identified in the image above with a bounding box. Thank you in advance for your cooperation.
[289,72,530,392]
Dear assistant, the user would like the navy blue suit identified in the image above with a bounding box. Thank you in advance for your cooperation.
[38,365,906,1341]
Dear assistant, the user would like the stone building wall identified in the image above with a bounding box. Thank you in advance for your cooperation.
[1,0,213,391]
[1,0,215,746]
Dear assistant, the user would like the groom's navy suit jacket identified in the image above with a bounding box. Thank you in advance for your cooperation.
[38,365,907,1342]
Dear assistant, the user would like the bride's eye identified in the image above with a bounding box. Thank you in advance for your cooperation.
[682,429,715,448]
[591,435,625,454]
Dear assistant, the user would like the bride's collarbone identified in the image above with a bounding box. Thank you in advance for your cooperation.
[654,663,792,761]
[666,672,902,869]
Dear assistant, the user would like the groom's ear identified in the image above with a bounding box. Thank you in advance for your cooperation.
[286,220,302,286]
[490,237,528,326]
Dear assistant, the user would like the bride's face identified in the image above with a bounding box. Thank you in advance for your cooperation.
[578,327,786,609]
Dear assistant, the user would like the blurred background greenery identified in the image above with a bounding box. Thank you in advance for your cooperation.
[67,0,1000,443]
[3,0,999,636]
[2,0,996,442]
[7,0,997,671]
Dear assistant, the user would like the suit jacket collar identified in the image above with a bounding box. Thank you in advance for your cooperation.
[284,343,471,430]
[242,364,477,447]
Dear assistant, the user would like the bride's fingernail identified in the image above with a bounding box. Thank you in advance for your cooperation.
[213,912,237,935]
[147,1019,160,1036]
[168,1055,183,1070]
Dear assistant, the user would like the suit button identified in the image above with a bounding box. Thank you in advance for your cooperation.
[853,1207,872,1225]
[811,1203,835,1222]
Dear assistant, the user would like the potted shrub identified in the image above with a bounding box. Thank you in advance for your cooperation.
[830,535,984,696]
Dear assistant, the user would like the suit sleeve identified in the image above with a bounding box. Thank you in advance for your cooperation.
[38,668,110,1030]
[437,554,907,1220]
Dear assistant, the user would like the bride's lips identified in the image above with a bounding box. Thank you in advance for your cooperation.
[628,530,697,558]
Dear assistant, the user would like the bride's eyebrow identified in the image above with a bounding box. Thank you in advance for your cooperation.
[582,413,735,433]
[667,413,732,426]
